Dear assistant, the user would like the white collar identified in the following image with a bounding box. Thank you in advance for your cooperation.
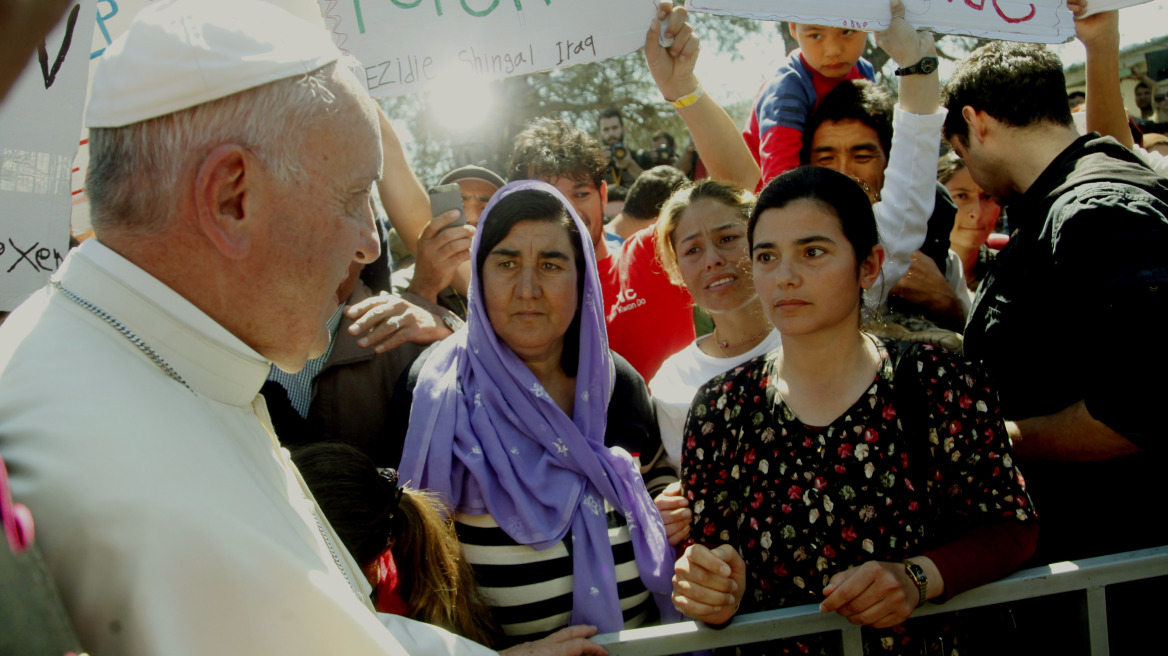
[52,240,271,407]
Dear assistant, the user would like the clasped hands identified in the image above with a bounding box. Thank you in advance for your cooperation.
[673,545,930,630]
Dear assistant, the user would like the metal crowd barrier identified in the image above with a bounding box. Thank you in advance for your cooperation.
[592,546,1168,656]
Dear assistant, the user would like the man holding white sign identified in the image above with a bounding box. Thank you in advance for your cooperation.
[0,1,605,655]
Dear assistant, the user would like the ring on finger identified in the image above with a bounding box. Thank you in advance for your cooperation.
[388,315,403,331]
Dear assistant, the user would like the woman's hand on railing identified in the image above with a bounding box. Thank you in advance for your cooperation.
[653,482,691,546]
[819,557,942,629]
[672,544,746,626]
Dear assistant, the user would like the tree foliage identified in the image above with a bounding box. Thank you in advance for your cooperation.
[383,12,765,185]
[383,11,984,185]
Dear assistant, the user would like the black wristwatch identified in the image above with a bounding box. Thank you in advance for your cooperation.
[894,56,938,76]
[902,560,928,608]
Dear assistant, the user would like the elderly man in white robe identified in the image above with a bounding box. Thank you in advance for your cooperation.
[0,2,606,655]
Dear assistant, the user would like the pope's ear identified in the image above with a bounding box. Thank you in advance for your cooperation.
[194,144,256,259]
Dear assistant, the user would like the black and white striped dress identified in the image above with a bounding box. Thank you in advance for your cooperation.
[456,501,660,646]
[455,356,675,646]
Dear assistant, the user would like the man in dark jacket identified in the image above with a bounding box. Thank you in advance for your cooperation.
[944,39,1168,653]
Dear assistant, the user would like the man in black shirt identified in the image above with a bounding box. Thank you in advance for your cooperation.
[945,41,1168,563]
[943,38,1168,656]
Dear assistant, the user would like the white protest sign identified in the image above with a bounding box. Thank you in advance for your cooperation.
[68,0,153,243]
[687,0,1093,43]
[0,0,97,311]
[317,0,658,98]
[1078,0,1155,17]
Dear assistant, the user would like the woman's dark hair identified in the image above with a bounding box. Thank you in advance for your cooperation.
[291,443,396,568]
[475,188,587,376]
[748,166,880,268]
[291,443,499,646]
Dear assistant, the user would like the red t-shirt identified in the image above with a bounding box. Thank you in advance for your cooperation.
[596,226,695,382]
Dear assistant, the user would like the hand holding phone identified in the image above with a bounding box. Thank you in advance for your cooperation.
[428,183,466,230]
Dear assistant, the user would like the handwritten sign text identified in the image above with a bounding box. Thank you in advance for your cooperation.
[321,0,655,97]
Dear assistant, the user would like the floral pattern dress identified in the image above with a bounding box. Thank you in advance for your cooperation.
[681,338,1034,655]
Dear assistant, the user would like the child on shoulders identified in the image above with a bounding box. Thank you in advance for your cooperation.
[744,23,875,186]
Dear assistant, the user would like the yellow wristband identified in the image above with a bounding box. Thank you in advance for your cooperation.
[669,84,704,109]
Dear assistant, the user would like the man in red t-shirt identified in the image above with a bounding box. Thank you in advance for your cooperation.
[508,118,694,381]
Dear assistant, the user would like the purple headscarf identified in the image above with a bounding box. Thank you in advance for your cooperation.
[399,180,675,633]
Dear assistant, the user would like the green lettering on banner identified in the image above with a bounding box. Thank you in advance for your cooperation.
[352,0,556,29]
[354,0,366,33]
[461,0,498,17]
[386,0,445,16]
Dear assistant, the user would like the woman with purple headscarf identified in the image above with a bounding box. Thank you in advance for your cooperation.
[398,181,679,647]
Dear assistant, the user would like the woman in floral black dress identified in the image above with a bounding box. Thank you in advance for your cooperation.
[671,167,1037,655]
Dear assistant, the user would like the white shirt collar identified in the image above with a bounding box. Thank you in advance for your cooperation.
[52,239,271,406]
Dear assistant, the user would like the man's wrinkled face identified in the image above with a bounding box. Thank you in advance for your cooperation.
[599,116,623,144]
[261,78,382,372]
[808,119,887,198]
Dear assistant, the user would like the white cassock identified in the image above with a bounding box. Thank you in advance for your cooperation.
[0,239,496,656]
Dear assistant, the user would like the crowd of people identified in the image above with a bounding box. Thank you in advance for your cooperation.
[0,0,1165,655]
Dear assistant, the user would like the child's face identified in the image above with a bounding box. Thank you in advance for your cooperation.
[790,24,868,79]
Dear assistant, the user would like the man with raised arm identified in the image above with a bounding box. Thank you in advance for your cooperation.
[0,2,603,655]
[647,0,943,317]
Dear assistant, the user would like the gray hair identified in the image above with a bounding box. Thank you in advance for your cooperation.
[87,61,359,234]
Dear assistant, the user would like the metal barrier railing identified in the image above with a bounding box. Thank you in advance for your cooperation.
[592,546,1168,656]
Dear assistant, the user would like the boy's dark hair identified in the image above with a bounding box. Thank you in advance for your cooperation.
[623,166,689,221]
[942,41,1073,142]
[1136,81,1151,92]
[598,107,623,126]
[651,130,676,150]
[800,80,894,165]
[507,117,606,190]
